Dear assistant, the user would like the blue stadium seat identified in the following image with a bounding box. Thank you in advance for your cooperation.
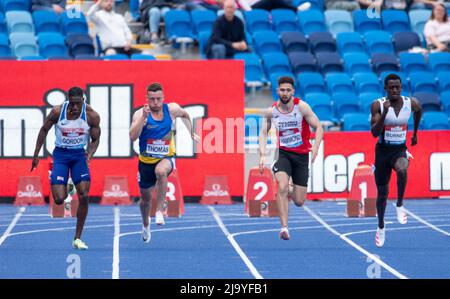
[326,73,354,94]
[32,10,60,34]
[46,54,71,60]
[308,32,337,54]
[324,10,354,37]
[399,52,428,74]
[37,32,67,58]
[352,10,382,34]
[316,52,344,74]
[371,53,399,75]
[359,92,383,113]
[262,52,292,77]
[437,72,450,93]
[2,0,30,11]
[288,52,318,74]
[9,32,38,58]
[343,52,372,75]
[191,9,216,36]
[342,113,371,131]
[6,11,34,33]
[280,31,308,54]
[131,54,156,60]
[298,9,327,36]
[244,9,271,34]
[164,10,195,40]
[428,52,450,74]
[440,91,450,114]
[392,32,421,53]
[271,9,298,34]
[129,0,140,21]
[304,92,335,123]
[336,32,365,54]
[60,11,89,35]
[353,72,382,94]
[234,52,267,86]
[421,111,450,130]
[364,31,394,55]
[297,72,326,96]
[103,54,129,60]
[409,71,438,93]
[74,54,102,60]
[19,55,46,60]
[409,9,431,37]
[253,30,282,55]
[0,33,11,57]
[413,92,441,112]
[0,12,7,34]
[333,92,361,119]
[198,31,210,59]
[381,10,411,34]
[380,71,410,95]
[65,33,95,57]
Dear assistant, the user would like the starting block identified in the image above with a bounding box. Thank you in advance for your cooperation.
[245,167,278,217]
[347,164,377,217]
[200,175,233,205]
[15,176,45,206]
[100,176,132,205]
[248,200,279,217]
[149,169,184,217]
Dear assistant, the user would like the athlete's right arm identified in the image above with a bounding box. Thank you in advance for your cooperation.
[31,107,60,172]
[129,106,148,142]
[370,100,389,138]
[258,108,272,173]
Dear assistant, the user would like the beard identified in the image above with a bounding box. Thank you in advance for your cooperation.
[279,96,292,105]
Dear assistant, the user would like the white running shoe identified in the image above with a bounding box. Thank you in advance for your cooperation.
[142,217,151,243]
[396,206,408,225]
[72,238,88,250]
[375,226,385,247]
[155,210,165,226]
[279,227,290,240]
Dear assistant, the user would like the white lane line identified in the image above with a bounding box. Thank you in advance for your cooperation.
[343,224,450,237]
[112,207,120,279]
[209,206,263,279]
[303,205,408,279]
[394,204,450,237]
[0,207,26,246]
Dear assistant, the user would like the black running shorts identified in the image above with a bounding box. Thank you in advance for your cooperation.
[272,149,309,187]
[138,157,174,189]
[374,143,408,186]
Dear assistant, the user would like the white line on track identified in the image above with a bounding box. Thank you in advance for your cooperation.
[303,205,408,279]
[112,207,120,279]
[394,204,450,237]
[343,224,450,237]
[0,207,26,247]
[209,206,263,279]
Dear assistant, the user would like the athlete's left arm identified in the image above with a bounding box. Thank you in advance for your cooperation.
[410,98,422,146]
[86,107,101,161]
[299,101,324,163]
[169,103,200,142]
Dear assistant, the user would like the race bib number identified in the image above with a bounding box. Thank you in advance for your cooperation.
[384,125,407,144]
[146,139,170,156]
[280,130,303,148]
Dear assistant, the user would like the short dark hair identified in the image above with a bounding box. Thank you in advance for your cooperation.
[67,86,84,99]
[147,83,163,93]
[384,74,401,86]
[277,76,295,87]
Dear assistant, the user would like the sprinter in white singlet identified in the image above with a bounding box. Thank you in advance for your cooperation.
[370,74,422,247]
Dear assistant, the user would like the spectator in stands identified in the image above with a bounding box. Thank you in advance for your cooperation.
[424,3,450,51]
[206,0,247,59]
[31,0,66,13]
[237,0,311,12]
[410,0,450,10]
[356,0,410,12]
[324,0,360,11]
[139,0,187,44]
[88,0,142,56]
[356,0,381,10]
[184,0,224,11]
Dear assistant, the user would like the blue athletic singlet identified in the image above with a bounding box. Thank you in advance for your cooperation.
[138,103,175,164]
[55,101,90,149]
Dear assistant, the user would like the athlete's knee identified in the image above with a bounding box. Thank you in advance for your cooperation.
[293,195,305,207]
[277,181,289,196]
[377,185,389,199]
[155,169,168,180]
[396,168,407,179]
[53,197,65,205]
